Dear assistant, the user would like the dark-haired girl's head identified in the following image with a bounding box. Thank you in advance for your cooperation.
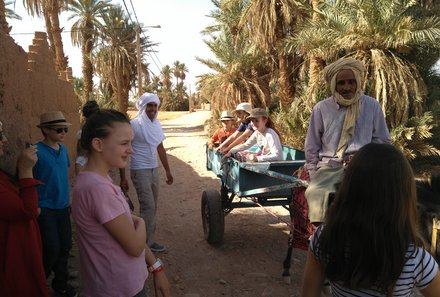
[81,109,129,150]
[320,143,421,292]
[82,100,100,119]
[330,143,418,235]
[81,109,132,169]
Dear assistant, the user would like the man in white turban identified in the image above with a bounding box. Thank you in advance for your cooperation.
[126,93,174,252]
[304,57,391,223]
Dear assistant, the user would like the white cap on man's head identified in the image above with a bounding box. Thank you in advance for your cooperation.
[235,102,252,114]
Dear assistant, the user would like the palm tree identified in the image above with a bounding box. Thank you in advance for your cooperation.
[1,0,21,34]
[94,5,137,114]
[160,65,172,91]
[73,76,84,99]
[5,1,21,20]
[197,28,271,111]
[23,0,70,73]
[288,0,440,129]
[172,60,182,85]
[144,74,161,94]
[172,60,189,85]
[202,0,245,48]
[159,65,173,108]
[198,0,272,111]
[68,0,111,102]
[306,0,324,105]
[239,0,308,108]
[174,81,187,101]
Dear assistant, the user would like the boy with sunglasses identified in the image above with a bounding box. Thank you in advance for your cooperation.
[33,111,77,297]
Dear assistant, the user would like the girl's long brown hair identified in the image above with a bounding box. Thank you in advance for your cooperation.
[318,143,422,293]
[264,117,282,143]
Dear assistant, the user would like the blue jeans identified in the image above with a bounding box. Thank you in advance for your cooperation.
[37,207,72,290]
[133,288,147,297]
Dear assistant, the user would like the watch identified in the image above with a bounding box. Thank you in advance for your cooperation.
[148,258,163,273]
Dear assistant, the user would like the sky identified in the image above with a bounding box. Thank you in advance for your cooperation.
[7,0,217,96]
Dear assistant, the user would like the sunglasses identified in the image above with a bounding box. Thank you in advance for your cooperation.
[49,127,69,134]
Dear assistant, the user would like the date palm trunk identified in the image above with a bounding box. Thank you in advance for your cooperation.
[82,23,94,101]
[274,2,297,108]
[307,0,324,106]
[43,10,55,57]
[276,40,296,108]
[110,73,130,114]
[47,1,68,73]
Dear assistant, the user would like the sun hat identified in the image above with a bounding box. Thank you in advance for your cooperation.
[235,102,252,114]
[220,110,234,121]
[37,111,72,128]
[247,108,268,119]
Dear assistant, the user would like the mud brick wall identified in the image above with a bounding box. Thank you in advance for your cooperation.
[0,30,80,175]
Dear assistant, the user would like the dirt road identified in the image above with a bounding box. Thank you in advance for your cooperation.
[132,110,307,297]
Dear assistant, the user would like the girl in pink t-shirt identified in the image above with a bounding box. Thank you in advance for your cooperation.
[72,109,170,297]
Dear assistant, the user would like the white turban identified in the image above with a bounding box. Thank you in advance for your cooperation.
[133,92,165,147]
[323,58,366,160]
[135,92,161,118]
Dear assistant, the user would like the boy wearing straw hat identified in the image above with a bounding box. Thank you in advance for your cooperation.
[208,110,237,149]
[33,111,77,297]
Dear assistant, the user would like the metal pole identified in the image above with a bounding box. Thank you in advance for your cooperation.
[136,25,142,98]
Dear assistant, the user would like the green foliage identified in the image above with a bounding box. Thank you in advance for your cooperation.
[288,0,440,129]
[94,79,118,110]
[197,0,272,111]
[391,111,440,159]
[273,92,312,149]
[68,0,110,48]
[73,77,84,99]
[5,1,22,20]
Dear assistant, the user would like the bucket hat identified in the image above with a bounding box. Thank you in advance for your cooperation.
[235,102,252,114]
[247,108,268,119]
[37,111,71,128]
[220,111,234,121]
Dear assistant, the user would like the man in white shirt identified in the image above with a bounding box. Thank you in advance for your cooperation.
[128,93,173,252]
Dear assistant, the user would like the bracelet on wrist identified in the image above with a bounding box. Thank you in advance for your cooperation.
[148,258,163,273]
[152,266,164,274]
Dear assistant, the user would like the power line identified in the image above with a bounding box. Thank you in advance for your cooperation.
[122,0,163,74]
[121,0,135,25]
[128,0,163,71]
[129,0,141,29]
[9,26,156,35]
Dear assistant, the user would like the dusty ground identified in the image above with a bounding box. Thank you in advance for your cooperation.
[67,110,307,297]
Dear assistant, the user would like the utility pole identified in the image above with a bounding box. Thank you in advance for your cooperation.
[136,25,142,98]
[188,84,193,112]
[136,25,161,98]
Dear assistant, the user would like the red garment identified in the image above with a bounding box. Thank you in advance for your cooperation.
[290,168,314,251]
[0,171,48,297]
[210,127,237,145]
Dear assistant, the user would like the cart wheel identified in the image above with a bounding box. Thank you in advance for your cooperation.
[201,190,225,245]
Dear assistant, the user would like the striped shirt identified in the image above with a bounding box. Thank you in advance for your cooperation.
[310,226,438,296]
